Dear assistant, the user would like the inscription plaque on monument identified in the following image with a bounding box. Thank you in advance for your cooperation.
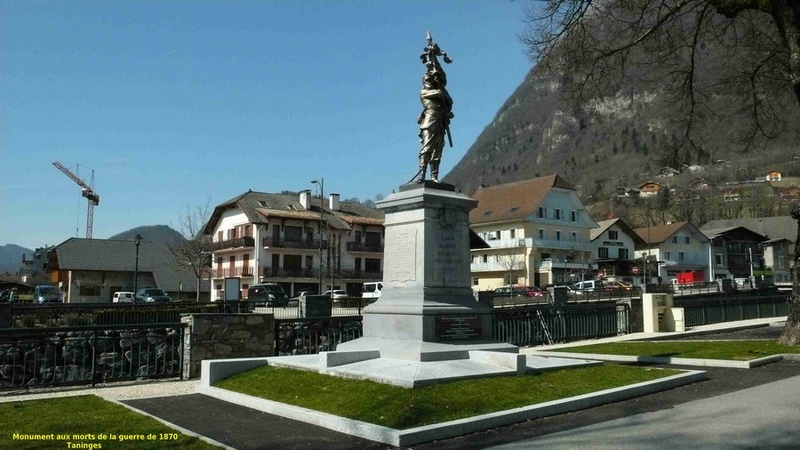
[434,315,482,341]
[388,229,417,282]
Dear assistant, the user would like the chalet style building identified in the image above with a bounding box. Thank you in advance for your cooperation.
[468,175,598,290]
[632,222,711,283]
[203,190,384,300]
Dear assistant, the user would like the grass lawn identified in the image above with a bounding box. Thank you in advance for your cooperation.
[215,364,681,429]
[0,395,220,450]
[546,340,800,361]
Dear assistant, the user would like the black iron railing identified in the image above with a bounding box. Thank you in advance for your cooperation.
[274,317,363,356]
[0,323,185,391]
[674,294,790,327]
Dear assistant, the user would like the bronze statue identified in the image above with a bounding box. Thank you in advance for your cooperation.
[416,32,453,183]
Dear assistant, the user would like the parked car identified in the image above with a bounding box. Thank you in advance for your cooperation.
[112,291,135,304]
[248,284,290,307]
[323,290,348,301]
[361,282,383,299]
[135,288,172,303]
[571,280,605,294]
[32,285,64,304]
[605,281,633,291]
[494,286,543,297]
[516,286,545,297]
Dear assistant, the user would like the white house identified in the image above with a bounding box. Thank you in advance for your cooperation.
[203,190,384,300]
[468,174,598,290]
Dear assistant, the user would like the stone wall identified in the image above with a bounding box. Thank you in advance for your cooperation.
[182,313,275,378]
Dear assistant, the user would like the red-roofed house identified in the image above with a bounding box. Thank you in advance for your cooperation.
[468,174,598,289]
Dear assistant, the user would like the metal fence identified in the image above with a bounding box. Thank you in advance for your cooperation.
[2,303,219,328]
[0,323,185,391]
[274,317,363,356]
[675,294,790,327]
[492,303,630,347]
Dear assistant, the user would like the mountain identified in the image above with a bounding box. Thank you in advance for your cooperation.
[108,225,186,248]
[442,20,800,205]
[0,244,33,275]
[444,67,799,202]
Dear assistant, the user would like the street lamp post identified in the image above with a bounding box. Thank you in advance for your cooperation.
[311,179,324,294]
[133,234,142,299]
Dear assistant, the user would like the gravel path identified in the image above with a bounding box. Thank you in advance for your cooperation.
[0,379,200,404]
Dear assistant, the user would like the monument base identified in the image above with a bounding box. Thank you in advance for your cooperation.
[335,337,518,362]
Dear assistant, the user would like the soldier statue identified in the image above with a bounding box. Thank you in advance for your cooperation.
[416,32,454,183]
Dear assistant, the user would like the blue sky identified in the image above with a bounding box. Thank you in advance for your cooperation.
[1,1,534,251]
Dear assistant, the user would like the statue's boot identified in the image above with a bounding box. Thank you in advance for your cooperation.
[430,162,440,183]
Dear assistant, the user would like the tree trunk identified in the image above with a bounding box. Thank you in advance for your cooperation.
[778,204,800,345]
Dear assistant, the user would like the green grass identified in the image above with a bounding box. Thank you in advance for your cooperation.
[215,364,681,429]
[547,340,800,361]
[0,395,220,450]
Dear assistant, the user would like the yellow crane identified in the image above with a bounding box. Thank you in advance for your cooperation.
[53,161,100,238]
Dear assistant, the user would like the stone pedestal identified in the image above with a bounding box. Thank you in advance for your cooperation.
[338,183,517,361]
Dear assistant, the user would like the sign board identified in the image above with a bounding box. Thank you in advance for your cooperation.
[223,277,241,302]
[434,316,482,341]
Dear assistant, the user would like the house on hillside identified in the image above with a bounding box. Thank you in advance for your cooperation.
[638,181,663,197]
[47,238,208,303]
[632,222,710,284]
[701,216,796,285]
[590,218,646,283]
[468,174,598,290]
[700,226,768,282]
[203,190,384,300]
[766,171,782,182]
[656,167,680,178]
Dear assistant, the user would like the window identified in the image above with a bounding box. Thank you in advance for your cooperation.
[556,230,562,241]
[538,229,545,239]
[608,230,618,240]
[258,200,270,207]
[365,258,381,273]
[715,254,724,266]
[664,252,671,260]
[473,278,479,286]
[571,232,577,242]
[679,252,685,262]
[555,209,562,220]
[538,207,547,218]
[510,229,516,239]
[619,248,629,259]
[79,286,101,296]
[672,236,678,244]
[598,247,609,259]
[284,225,302,242]
[570,210,577,222]
[482,255,488,263]
[684,237,691,244]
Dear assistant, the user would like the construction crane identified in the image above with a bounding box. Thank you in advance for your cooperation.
[53,161,100,238]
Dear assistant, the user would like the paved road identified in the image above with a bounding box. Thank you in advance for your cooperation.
[410,360,800,450]
[489,373,800,449]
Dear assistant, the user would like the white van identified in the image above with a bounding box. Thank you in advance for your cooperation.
[362,282,382,299]
[113,291,135,304]
[571,280,605,293]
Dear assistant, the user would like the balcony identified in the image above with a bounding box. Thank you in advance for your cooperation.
[212,265,255,278]
[532,238,593,252]
[471,261,526,272]
[346,242,384,253]
[262,237,328,250]
[211,236,255,252]
[258,266,383,281]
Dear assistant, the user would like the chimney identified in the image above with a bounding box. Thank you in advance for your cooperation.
[329,193,340,211]
[299,190,311,210]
